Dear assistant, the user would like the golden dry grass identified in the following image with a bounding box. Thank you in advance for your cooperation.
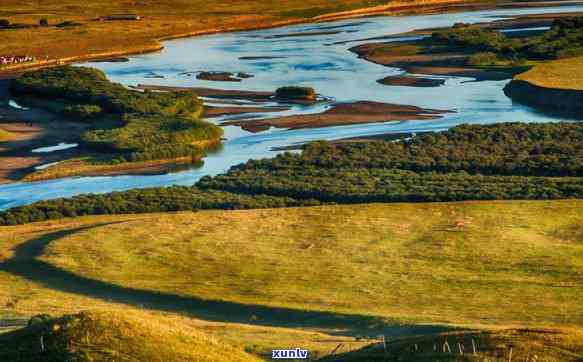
[1,201,583,359]
[321,328,583,361]
[0,310,260,362]
[515,57,583,90]
[34,200,583,329]
[0,0,474,68]
[0,214,370,359]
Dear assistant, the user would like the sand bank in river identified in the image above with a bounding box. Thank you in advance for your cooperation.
[223,101,452,132]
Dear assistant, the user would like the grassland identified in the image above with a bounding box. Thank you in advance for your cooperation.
[1,200,582,359]
[34,201,583,328]
[0,311,259,362]
[321,328,583,361]
[515,56,583,90]
[0,0,476,71]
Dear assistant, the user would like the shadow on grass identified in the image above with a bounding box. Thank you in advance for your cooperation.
[0,224,455,337]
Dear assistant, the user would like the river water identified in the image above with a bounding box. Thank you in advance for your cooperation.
[1,4,582,210]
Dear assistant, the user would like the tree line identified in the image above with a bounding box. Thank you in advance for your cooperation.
[1,122,582,225]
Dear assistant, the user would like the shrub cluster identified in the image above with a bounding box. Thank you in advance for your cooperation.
[0,188,319,225]
[275,86,316,101]
[11,66,222,162]
[2,123,583,225]
[432,17,583,60]
[197,122,583,201]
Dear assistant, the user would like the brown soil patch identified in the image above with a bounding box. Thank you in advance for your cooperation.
[223,101,452,132]
[378,75,445,87]
[204,105,289,118]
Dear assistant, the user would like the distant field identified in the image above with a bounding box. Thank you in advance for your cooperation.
[516,57,583,90]
[36,200,583,329]
[0,0,469,67]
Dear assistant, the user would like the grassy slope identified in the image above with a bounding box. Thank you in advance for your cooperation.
[0,215,370,359]
[0,310,259,362]
[321,328,583,361]
[515,56,583,90]
[37,200,583,329]
[0,0,467,65]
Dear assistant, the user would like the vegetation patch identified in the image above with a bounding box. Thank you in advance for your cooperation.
[11,66,222,163]
[432,17,583,61]
[0,311,258,361]
[321,328,583,361]
[2,122,583,224]
[275,86,317,102]
[513,56,583,91]
[38,201,583,327]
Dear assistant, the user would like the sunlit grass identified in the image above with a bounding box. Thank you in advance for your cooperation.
[38,200,583,329]
[516,57,583,90]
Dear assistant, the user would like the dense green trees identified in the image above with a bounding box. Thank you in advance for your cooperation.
[11,66,221,162]
[0,188,319,225]
[1,122,582,225]
[432,16,583,61]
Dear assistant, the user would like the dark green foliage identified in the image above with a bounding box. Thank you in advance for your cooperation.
[466,52,499,66]
[0,188,319,225]
[432,17,583,60]
[197,123,583,201]
[39,18,49,27]
[275,86,316,100]
[12,67,202,117]
[11,66,221,162]
[81,114,221,153]
[0,19,10,28]
[27,314,52,327]
[2,123,583,225]
[62,104,103,121]
[207,123,583,177]
[432,25,514,53]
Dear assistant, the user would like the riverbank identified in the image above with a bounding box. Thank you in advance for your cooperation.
[21,156,204,182]
[504,57,583,116]
[0,0,497,75]
[350,10,583,82]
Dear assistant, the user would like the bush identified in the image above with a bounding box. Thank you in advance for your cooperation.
[0,19,10,28]
[39,18,49,27]
[11,66,219,163]
[275,86,316,101]
[433,16,583,61]
[62,104,103,121]
[27,314,52,327]
[2,123,583,225]
[467,52,499,66]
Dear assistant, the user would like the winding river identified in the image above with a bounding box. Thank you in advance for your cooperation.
[1,4,583,210]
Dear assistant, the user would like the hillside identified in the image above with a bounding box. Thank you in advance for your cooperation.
[1,201,582,359]
[0,311,258,361]
[37,201,583,328]
[320,328,583,361]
